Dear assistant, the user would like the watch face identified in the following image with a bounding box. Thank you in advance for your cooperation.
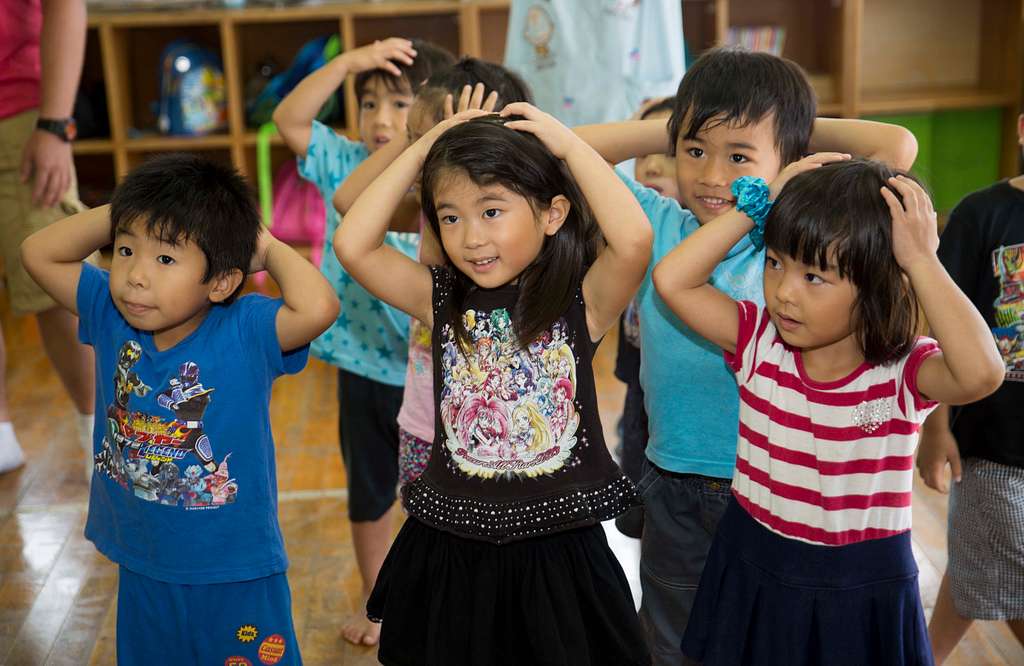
[65,119,77,141]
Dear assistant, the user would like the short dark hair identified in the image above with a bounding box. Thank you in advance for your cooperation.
[421,116,598,351]
[354,39,455,101]
[668,47,816,164]
[110,153,261,304]
[640,96,676,120]
[416,57,534,124]
[764,159,924,365]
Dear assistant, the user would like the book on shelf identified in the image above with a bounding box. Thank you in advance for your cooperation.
[725,25,786,57]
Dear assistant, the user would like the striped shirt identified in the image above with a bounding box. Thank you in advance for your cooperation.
[726,301,940,546]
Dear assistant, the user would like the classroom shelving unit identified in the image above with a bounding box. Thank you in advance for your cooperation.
[75,0,1022,210]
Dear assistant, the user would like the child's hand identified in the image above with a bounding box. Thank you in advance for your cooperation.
[500,102,582,160]
[916,426,962,493]
[249,226,276,274]
[881,175,939,272]
[415,108,491,154]
[443,83,500,118]
[340,38,416,77]
[768,152,850,199]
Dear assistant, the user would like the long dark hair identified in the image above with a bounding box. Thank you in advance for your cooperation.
[764,159,923,365]
[421,116,598,351]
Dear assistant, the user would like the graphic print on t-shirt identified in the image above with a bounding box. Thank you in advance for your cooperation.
[992,242,1024,381]
[94,341,238,508]
[440,308,580,479]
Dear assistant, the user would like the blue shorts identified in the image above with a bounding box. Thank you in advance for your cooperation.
[116,566,302,666]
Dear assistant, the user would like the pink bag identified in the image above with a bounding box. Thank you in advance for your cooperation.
[253,159,326,286]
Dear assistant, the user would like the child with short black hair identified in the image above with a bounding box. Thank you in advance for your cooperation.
[273,36,454,647]
[653,157,1003,665]
[575,46,919,664]
[20,153,338,665]
[916,111,1024,664]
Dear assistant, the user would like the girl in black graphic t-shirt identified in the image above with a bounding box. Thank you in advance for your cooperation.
[336,104,652,665]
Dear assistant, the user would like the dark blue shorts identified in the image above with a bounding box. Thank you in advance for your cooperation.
[116,566,301,666]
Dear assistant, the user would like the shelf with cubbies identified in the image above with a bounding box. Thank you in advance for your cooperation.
[76,0,1021,209]
[76,0,511,204]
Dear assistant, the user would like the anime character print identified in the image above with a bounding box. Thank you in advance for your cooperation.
[93,349,238,509]
[992,242,1024,380]
[440,308,580,479]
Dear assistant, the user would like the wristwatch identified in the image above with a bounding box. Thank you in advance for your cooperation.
[36,117,77,142]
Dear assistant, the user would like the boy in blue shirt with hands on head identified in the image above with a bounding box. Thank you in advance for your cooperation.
[20,153,338,666]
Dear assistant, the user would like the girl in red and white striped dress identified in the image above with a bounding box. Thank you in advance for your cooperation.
[652,157,1005,666]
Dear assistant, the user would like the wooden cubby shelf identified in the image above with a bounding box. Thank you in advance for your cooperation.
[74,0,1022,205]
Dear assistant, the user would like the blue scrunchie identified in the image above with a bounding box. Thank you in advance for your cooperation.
[731,176,772,250]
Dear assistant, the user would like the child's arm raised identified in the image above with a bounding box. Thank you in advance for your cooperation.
[20,204,112,313]
[573,118,670,165]
[810,118,918,170]
[251,228,339,352]
[335,109,489,328]
[502,103,653,341]
[652,153,848,353]
[881,176,1004,404]
[273,38,416,157]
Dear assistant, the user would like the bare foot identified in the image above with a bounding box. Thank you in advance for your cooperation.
[341,612,381,647]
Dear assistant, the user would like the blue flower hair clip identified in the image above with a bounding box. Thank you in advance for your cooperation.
[731,176,773,250]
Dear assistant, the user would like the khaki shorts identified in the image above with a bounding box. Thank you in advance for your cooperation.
[0,109,87,315]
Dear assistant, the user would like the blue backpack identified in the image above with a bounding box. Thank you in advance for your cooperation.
[158,41,227,136]
[246,34,342,127]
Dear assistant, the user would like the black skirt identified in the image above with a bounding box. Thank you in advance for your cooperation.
[682,497,933,666]
[367,517,651,666]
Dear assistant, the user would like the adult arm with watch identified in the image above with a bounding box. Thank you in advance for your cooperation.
[19,0,87,209]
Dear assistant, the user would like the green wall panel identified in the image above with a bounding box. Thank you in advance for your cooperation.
[864,108,1002,212]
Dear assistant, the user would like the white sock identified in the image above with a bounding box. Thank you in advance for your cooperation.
[78,413,95,481]
[0,421,25,473]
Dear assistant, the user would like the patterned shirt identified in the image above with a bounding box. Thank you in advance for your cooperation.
[403,267,638,543]
[298,120,418,385]
[727,300,940,546]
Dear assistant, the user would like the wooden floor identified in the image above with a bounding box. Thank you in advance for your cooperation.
[0,282,1022,665]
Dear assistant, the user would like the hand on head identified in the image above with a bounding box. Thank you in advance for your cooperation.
[443,83,500,119]
[881,175,939,272]
[344,38,417,77]
[500,102,582,160]
[768,152,850,199]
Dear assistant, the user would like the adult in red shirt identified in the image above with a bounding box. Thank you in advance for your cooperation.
[0,0,95,475]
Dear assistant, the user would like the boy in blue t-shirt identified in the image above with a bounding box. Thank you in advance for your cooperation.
[272,36,454,646]
[20,154,339,665]
[577,47,919,664]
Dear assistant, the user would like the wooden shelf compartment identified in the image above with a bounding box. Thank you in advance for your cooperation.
[73,139,115,155]
[73,153,118,208]
[858,86,1018,115]
[123,146,234,173]
[726,0,844,109]
[477,5,510,65]
[102,23,229,138]
[232,18,346,130]
[350,11,461,56]
[123,134,234,151]
[858,0,1021,114]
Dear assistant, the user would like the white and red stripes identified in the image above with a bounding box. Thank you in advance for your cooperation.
[725,301,940,546]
